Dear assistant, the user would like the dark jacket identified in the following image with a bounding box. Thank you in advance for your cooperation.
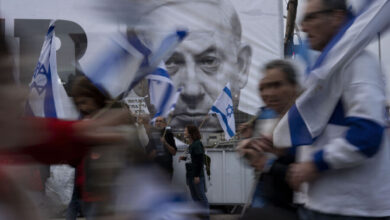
[186,139,205,178]
[260,153,295,210]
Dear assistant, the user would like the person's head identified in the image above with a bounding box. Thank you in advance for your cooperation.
[259,60,299,115]
[301,0,348,51]
[184,124,201,143]
[70,75,110,117]
[154,116,167,129]
[135,0,252,130]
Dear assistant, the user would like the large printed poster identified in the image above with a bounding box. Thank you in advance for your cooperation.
[1,0,283,134]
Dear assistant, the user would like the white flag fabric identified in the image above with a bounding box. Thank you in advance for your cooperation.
[26,20,79,120]
[209,83,235,140]
[147,62,182,120]
[273,0,390,148]
[83,30,187,99]
[82,32,145,98]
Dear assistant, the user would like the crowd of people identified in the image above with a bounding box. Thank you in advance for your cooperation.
[0,0,389,219]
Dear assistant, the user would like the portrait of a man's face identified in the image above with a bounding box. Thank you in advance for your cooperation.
[135,0,252,131]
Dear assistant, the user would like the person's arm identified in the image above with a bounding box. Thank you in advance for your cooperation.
[1,109,133,165]
[267,154,294,178]
[162,131,177,156]
[8,118,89,164]
[145,136,157,160]
[288,56,386,189]
[238,122,254,139]
[312,58,385,172]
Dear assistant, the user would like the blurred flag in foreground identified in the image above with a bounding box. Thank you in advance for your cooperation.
[83,30,187,99]
[147,62,182,121]
[26,20,79,120]
[209,83,235,140]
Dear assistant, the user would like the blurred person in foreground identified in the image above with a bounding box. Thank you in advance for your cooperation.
[179,125,209,220]
[237,60,299,220]
[0,32,141,219]
[66,74,114,220]
[134,0,252,131]
[282,0,390,219]
[146,116,177,180]
[69,74,153,219]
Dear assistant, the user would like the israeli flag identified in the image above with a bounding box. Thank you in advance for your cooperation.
[147,62,182,120]
[26,21,79,120]
[83,30,187,99]
[273,0,390,148]
[209,83,235,140]
[169,86,183,113]
[82,32,145,98]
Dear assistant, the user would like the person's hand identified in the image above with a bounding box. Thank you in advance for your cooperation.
[148,149,157,160]
[238,123,253,138]
[178,156,187,162]
[237,139,266,171]
[237,136,274,155]
[247,151,268,171]
[287,162,319,191]
[160,137,166,145]
[194,177,200,184]
[253,135,286,157]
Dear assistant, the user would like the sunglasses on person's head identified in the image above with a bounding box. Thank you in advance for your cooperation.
[302,9,334,23]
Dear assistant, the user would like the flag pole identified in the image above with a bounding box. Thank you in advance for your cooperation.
[233,114,258,138]
[198,114,210,130]
[162,112,174,138]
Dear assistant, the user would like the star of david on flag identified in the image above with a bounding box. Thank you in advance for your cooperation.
[209,83,236,140]
[25,20,79,120]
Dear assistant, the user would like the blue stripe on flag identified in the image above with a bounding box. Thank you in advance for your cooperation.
[288,104,313,146]
[211,106,235,137]
[43,63,57,118]
[46,25,55,37]
[313,150,330,172]
[258,107,278,120]
[155,82,174,117]
[128,34,151,67]
[345,117,384,157]
[127,30,187,95]
[176,30,188,40]
[328,100,347,126]
[153,67,170,78]
[223,87,232,99]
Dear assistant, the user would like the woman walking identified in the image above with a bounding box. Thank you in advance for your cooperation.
[180,125,209,220]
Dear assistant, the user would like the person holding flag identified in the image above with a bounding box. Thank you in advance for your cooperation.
[0,22,137,219]
[268,0,390,219]
[146,116,177,180]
